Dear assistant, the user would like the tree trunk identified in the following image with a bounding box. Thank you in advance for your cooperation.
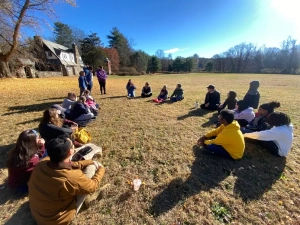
[0,60,12,78]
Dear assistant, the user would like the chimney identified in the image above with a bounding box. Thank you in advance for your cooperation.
[72,43,80,64]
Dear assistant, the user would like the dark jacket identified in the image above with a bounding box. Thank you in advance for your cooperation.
[39,123,73,147]
[78,76,87,89]
[205,91,221,105]
[142,86,152,94]
[223,98,237,110]
[158,89,168,99]
[243,81,260,109]
[171,88,184,97]
[247,114,270,131]
[84,67,93,84]
[71,103,90,120]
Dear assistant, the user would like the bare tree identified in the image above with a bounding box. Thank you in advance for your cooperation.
[0,0,76,78]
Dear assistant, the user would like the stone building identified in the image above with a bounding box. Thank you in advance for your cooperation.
[34,36,83,77]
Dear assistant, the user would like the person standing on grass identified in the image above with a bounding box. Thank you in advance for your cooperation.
[7,130,45,193]
[232,100,255,128]
[141,82,152,97]
[218,90,238,114]
[28,137,106,225]
[242,101,281,133]
[96,66,107,95]
[243,112,293,157]
[78,71,87,97]
[84,66,93,94]
[170,84,184,102]
[200,84,221,110]
[243,80,260,109]
[197,109,245,160]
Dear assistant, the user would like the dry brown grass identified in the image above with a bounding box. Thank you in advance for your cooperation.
[0,73,299,225]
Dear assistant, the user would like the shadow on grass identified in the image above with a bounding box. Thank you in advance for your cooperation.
[150,144,286,216]
[3,201,36,225]
[38,97,65,101]
[0,144,14,169]
[101,95,126,99]
[201,112,219,127]
[2,101,62,116]
[16,118,42,125]
[177,109,211,120]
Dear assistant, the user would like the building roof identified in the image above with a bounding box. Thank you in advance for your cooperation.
[41,38,80,67]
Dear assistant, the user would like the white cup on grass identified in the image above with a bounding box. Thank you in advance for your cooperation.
[133,179,142,191]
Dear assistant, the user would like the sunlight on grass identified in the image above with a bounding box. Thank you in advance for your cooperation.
[0,73,299,224]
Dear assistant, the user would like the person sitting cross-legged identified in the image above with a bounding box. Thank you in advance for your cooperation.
[153,85,168,103]
[170,84,184,102]
[200,84,221,110]
[141,82,152,97]
[243,112,293,157]
[28,137,106,225]
[197,109,245,160]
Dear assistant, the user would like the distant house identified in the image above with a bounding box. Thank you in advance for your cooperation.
[34,36,83,77]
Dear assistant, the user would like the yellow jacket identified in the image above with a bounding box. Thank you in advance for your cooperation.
[204,121,245,159]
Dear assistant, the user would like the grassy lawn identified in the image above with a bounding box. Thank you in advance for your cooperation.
[0,73,299,225]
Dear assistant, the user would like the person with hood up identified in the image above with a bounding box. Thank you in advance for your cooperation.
[242,101,281,133]
[197,109,245,159]
[243,80,260,109]
[244,112,293,157]
[232,100,255,127]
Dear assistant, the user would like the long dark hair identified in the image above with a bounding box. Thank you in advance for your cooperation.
[236,100,248,112]
[7,130,39,168]
[227,91,237,101]
[260,101,280,114]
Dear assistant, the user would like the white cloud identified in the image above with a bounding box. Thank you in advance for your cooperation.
[164,47,189,54]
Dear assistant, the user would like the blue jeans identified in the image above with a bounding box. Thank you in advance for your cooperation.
[170,95,183,102]
[128,90,135,97]
[87,81,93,94]
[205,144,233,159]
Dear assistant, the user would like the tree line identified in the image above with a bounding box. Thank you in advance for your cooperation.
[0,0,299,77]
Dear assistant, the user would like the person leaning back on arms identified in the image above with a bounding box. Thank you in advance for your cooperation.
[28,137,106,225]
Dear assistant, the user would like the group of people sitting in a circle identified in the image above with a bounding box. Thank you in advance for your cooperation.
[126,79,184,103]
[197,81,293,160]
[4,78,294,225]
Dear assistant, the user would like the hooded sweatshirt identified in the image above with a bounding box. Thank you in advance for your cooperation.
[233,107,255,122]
[204,120,245,159]
[243,81,260,109]
[244,124,293,157]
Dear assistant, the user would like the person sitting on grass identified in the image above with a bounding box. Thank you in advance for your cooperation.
[126,79,132,96]
[197,109,245,160]
[62,92,77,111]
[71,96,95,123]
[141,82,152,97]
[200,84,220,110]
[243,80,260,109]
[243,112,293,157]
[7,130,45,193]
[153,85,168,103]
[127,82,136,98]
[170,84,184,102]
[82,90,100,116]
[218,90,238,114]
[28,137,106,225]
[39,108,78,148]
[232,100,255,128]
[242,101,281,133]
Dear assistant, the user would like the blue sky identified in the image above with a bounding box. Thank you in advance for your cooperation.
[32,0,300,58]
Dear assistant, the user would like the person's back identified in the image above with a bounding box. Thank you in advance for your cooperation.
[28,138,105,225]
[243,80,260,109]
[71,102,89,120]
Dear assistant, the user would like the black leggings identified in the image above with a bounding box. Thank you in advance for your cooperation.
[247,139,280,156]
[236,119,249,128]
[99,81,106,94]
[141,93,152,97]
